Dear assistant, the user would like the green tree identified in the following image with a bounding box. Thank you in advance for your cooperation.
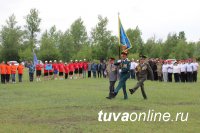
[162,33,178,59]
[194,41,200,60]
[91,15,113,59]
[38,27,60,61]
[126,26,143,55]
[58,30,74,61]
[25,8,41,49]
[70,18,88,52]
[0,14,24,61]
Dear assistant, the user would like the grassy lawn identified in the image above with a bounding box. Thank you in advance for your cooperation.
[0,69,200,133]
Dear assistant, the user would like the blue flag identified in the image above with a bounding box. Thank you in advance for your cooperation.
[45,64,52,70]
[118,16,132,50]
[33,52,38,66]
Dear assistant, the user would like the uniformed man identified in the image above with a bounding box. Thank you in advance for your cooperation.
[111,51,130,100]
[106,57,118,99]
[129,55,154,100]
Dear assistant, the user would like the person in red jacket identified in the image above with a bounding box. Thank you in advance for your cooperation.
[11,62,17,83]
[0,61,7,84]
[74,60,79,79]
[68,60,74,79]
[79,60,83,78]
[83,59,88,78]
[58,60,64,80]
[64,62,69,79]
[36,61,43,82]
[6,62,11,83]
[17,62,24,82]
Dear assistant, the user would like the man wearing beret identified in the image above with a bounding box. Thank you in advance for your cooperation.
[129,55,154,100]
[110,51,130,99]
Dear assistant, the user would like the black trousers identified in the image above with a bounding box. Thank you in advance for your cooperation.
[187,72,193,82]
[180,72,186,82]
[6,74,10,82]
[193,71,197,82]
[65,73,68,79]
[168,73,172,82]
[132,76,147,99]
[153,72,158,81]
[1,74,6,84]
[174,73,180,82]
[88,71,91,78]
[97,71,102,78]
[18,74,23,82]
[109,81,116,96]
[29,73,34,82]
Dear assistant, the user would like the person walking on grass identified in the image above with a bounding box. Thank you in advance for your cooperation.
[106,57,118,99]
[129,55,154,100]
[110,51,130,100]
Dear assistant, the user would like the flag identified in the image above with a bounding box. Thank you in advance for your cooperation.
[118,16,132,50]
[33,52,38,66]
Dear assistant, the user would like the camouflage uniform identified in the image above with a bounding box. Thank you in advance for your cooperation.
[129,61,154,99]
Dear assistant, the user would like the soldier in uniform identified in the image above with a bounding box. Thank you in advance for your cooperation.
[129,55,154,100]
[111,51,130,99]
[106,57,118,99]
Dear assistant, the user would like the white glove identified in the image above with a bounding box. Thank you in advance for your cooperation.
[119,69,122,73]
[117,60,122,63]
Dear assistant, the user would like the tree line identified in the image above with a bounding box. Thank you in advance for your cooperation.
[0,8,200,62]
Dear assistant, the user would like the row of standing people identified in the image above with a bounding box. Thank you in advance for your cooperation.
[155,59,198,82]
[0,61,24,84]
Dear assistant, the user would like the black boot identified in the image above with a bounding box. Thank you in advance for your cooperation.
[129,89,135,94]
[110,92,117,98]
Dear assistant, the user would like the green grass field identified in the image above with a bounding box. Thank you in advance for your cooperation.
[0,69,200,133]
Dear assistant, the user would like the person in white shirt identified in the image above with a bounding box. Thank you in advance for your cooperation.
[162,61,168,82]
[167,61,173,82]
[186,59,193,82]
[192,59,199,82]
[180,60,187,82]
[130,59,136,79]
[173,62,181,82]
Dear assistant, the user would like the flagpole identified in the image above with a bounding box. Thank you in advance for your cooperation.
[118,13,121,59]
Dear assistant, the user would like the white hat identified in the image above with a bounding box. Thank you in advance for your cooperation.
[84,59,86,61]
[49,60,52,63]
[80,60,82,62]
[60,60,62,62]
[75,60,78,62]
[54,60,57,62]
[45,61,48,63]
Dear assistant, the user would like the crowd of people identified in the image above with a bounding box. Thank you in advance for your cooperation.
[0,59,107,84]
[0,57,199,84]
[130,58,199,83]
